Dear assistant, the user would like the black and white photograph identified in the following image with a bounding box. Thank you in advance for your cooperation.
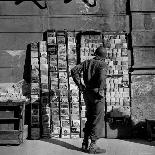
[0,0,155,155]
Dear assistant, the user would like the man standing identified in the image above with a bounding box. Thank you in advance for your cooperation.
[71,46,108,154]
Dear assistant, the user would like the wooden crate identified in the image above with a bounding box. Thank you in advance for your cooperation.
[0,101,28,145]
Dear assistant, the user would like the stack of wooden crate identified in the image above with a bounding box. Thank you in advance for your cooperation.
[0,101,28,145]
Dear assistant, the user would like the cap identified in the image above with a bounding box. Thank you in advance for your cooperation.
[94,46,107,58]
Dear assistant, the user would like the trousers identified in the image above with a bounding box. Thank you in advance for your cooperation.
[83,89,105,141]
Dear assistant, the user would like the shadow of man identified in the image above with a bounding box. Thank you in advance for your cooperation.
[41,138,82,152]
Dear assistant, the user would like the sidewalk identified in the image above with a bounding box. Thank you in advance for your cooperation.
[0,138,155,155]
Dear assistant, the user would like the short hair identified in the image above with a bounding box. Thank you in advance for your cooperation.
[94,46,107,58]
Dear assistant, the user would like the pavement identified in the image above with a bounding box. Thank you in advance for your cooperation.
[0,138,155,155]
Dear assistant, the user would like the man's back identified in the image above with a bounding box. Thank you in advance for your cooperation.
[82,57,107,89]
[71,56,107,91]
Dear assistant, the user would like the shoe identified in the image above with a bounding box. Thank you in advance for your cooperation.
[88,142,106,154]
[82,140,89,152]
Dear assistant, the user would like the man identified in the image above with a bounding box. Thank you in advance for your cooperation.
[71,46,108,154]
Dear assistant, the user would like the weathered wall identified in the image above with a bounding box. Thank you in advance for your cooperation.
[130,0,155,137]
[131,0,155,68]
[0,0,128,85]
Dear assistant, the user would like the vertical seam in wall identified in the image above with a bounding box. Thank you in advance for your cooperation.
[40,1,49,34]
[46,0,50,30]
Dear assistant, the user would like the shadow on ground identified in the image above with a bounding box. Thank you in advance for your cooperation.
[121,139,155,147]
[41,138,82,152]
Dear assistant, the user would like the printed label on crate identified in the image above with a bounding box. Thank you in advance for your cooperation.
[31,69,39,77]
[81,110,86,117]
[48,45,57,55]
[51,96,59,102]
[57,36,66,44]
[50,54,57,61]
[42,127,51,135]
[51,88,60,97]
[68,37,76,44]
[39,41,47,52]
[61,120,70,127]
[71,114,80,120]
[40,52,47,59]
[52,134,60,138]
[71,108,79,115]
[71,96,79,103]
[110,106,130,117]
[52,121,60,127]
[42,107,50,115]
[41,96,49,105]
[62,127,70,135]
[48,37,56,45]
[50,72,58,78]
[31,128,40,139]
[31,95,39,103]
[61,108,69,115]
[59,72,68,82]
[47,31,56,37]
[41,83,48,92]
[71,127,80,134]
[51,102,59,108]
[41,75,48,84]
[32,108,39,115]
[43,123,51,130]
[71,134,80,138]
[61,103,69,109]
[61,115,69,120]
[81,118,87,127]
[42,115,50,125]
[40,64,48,72]
[32,102,39,108]
[31,63,39,70]
[49,65,57,72]
[59,54,66,61]
[31,115,39,124]
[52,108,59,115]
[58,44,66,55]
[58,60,67,70]
[68,46,76,54]
[41,69,48,76]
[81,106,86,111]
[51,83,58,90]
[51,80,59,88]
[60,97,68,102]
[31,51,38,58]
[61,134,70,138]
[52,127,60,134]
[40,58,48,64]
[52,115,60,121]
[31,83,40,94]
[31,42,38,51]
[107,106,113,112]
[72,120,80,127]
[31,76,39,83]
[71,89,79,96]
[60,89,68,97]
[59,83,68,89]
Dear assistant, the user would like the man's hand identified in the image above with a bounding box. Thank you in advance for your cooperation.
[98,90,105,98]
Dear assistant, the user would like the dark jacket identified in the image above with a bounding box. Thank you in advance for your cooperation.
[71,56,108,95]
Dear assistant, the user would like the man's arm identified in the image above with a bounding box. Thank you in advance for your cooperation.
[71,62,85,92]
[98,63,108,97]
